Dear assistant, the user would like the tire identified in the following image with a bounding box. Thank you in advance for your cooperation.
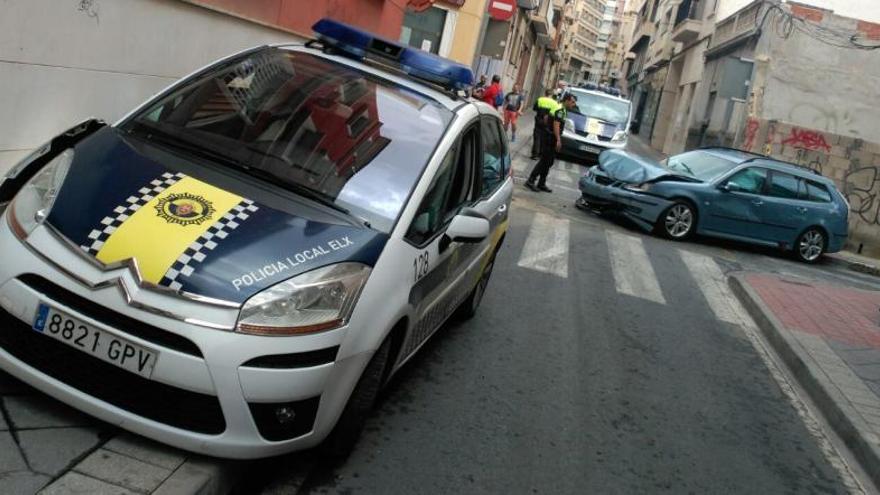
[656,201,696,240]
[318,337,392,460]
[455,252,497,320]
[794,227,826,263]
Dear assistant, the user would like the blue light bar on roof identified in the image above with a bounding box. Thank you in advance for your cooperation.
[312,18,474,91]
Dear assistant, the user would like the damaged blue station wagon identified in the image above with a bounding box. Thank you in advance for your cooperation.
[577,147,849,263]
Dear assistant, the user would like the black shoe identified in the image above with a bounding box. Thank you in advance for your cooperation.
[524,181,538,191]
[538,184,553,193]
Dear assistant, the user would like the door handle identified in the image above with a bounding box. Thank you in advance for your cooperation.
[752,200,764,206]
[497,204,508,213]
[797,207,808,213]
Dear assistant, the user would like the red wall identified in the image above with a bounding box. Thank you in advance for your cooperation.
[186,0,406,39]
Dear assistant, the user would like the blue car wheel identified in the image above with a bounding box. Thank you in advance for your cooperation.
[795,228,826,263]
[657,201,696,240]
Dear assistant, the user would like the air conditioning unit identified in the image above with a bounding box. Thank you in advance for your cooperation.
[518,0,540,9]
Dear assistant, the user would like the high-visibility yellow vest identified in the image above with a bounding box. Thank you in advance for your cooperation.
[536,97,565,127]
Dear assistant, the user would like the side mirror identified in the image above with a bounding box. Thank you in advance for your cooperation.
[718,183,731,192]
[445,213,490,244]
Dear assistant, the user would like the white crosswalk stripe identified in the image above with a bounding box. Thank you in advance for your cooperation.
[517,212,570,278]
[606,230,667,304]
[679,250,740,324]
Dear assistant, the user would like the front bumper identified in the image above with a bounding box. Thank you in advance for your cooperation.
[0,214,370,459]
[561,130,626,158]
[577,170,673,229]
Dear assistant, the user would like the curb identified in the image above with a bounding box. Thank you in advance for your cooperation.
[827,254,880,278]
[729,273,880,489]
[38,433,244,495]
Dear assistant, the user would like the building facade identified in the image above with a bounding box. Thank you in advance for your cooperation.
[561,0,605,84]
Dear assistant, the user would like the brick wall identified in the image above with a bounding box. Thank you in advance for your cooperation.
[736,118,880,257]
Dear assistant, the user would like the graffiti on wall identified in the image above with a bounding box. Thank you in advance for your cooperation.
[845,167,880,226]
[782,128,832,153]
[743,118,760,152]
[77,0,100,22]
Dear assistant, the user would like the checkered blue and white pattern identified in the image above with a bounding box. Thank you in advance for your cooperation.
[159,199,259,291]
[81,172,185,256]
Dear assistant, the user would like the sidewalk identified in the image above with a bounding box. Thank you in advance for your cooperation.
[731,273,880,488]
[0,370,241,494]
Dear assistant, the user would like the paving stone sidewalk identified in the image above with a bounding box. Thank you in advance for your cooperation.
[0,370,240,494]
[731,273,880,488]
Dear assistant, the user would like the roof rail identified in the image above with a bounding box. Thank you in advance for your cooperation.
[697,145,765,158]
[697,146,822,176]
[740,155,823,176]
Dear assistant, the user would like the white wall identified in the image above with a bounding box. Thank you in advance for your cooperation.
[0,0,303,174]
[717,0,880,23]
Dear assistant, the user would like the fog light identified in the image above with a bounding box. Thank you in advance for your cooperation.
[275,406,297,424]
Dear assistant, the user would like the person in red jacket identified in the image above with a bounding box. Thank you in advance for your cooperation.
[481,75,502,109]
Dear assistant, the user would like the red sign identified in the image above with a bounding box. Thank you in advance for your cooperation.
[488,0,516,21]
[407,0,435,12]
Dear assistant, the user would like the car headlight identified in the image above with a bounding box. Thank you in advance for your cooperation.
[564,119,575,133]
[8,149,74,239]
[624,182,652,192]
[611,131,627,143]
[237,262,372,336]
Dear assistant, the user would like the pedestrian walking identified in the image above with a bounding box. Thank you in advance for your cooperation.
[481,75,502,109]
[526,93,577,193]
[473,74,488,99]
[503,84,524,142]
[530,89,555,159]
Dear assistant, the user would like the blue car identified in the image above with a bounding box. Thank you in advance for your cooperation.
[577,148,849,263]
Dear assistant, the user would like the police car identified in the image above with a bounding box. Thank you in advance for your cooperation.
[0,19,512,459]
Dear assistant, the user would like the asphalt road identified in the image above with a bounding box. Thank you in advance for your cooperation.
[245,135,880,494]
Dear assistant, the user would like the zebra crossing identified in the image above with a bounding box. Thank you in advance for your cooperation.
[512,157,584,190]
[511,210,753,325]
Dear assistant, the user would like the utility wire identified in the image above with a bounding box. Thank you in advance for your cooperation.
[755,0,880,50]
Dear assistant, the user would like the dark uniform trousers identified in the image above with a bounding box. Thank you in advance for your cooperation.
[528,131,557,187]
[530,115,543,158]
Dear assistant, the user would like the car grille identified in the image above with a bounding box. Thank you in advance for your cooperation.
[595,175,615,186]
[575,130,613,142]
[17,274,203,357]
[0,309,226,434]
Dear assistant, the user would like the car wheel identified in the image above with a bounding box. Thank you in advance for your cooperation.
[657,201,696,240]
[795,228,826,263]
[456,252,497,320]
[318,337,392,460]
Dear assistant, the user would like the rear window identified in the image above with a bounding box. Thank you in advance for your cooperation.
[806,181,832,202]
[769,171,800,199]
[122,47,454,233]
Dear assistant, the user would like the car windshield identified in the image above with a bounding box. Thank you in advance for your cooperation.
[568,89,631,125]
[120,47,454,233]
[664,151,740,181]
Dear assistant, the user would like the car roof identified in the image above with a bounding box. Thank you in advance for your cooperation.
[567,87,631,103]
[278,44,471,114]
[696,147,834,184]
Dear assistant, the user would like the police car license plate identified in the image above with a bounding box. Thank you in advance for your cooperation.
[32,304,157,379]
[580,144,600,153]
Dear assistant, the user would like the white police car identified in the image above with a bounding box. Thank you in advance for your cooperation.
[0,19,512,459]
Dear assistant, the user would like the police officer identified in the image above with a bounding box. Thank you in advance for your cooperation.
[526,93,577,193]
[530,89,556,159]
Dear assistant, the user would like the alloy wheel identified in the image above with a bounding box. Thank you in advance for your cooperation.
[664,204,694,239]
[799,230,825,262]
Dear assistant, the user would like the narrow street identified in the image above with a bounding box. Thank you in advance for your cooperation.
[243,126,880,494]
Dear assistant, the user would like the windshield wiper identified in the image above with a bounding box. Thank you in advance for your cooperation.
[127,121,247,169]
